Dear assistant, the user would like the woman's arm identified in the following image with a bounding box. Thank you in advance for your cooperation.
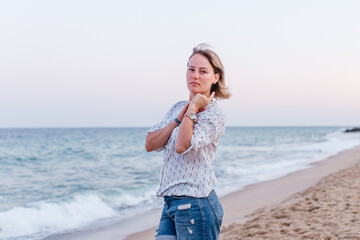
[145,103,189,152]
[145,120,178,152]
[175,92,215,154]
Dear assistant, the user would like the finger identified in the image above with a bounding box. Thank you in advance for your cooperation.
[208,91,215,101]
[184,106,189,113]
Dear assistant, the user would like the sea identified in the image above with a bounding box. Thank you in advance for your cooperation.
[0,127,359,240]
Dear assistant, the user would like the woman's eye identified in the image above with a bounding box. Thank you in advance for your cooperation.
[188,68,195,71]
[200,70,207,74]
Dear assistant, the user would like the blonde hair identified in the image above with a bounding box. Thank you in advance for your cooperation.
[188,43,231,100]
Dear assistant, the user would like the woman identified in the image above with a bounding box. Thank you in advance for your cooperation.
[145,43,231,240]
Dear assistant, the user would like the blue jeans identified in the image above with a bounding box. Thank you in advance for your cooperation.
[155,190,223,240]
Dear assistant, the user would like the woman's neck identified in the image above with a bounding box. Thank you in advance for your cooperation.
[189,92,210,101]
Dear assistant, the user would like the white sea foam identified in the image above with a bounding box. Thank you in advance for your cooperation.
[288,131,360,157]
[215,131,360,197]
[0,193,117,239]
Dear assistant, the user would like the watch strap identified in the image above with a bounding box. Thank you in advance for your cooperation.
[174,118,181,125]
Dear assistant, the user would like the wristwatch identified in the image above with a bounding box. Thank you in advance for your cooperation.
[185,112,197,123]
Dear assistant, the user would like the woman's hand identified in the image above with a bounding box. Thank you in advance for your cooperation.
[189,92,215,113]
[175,93,214,154]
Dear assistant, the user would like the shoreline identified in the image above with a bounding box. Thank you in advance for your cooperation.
[220,147,360,239]
[42,144,360,240]
[126,145,360,240]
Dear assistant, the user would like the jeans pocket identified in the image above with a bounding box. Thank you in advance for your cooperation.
[207,194,224,224]
[173,195,190,200]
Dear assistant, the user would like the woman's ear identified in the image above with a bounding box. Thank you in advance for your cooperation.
[214,73,220,84]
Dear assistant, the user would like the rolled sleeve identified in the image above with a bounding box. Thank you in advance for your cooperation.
[147,119,167,152]
[147,101,186,151]
[146,113,171,152]
[181,107,225,155]
[147,118,168,134]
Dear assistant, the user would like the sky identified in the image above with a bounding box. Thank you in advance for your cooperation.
[1,0,359,128]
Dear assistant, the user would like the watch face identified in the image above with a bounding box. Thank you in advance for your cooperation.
[190,113,197,121]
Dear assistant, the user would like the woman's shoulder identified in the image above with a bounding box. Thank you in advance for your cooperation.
[175,100,188,106]
[170,100,187,110]
[165,100,187,116]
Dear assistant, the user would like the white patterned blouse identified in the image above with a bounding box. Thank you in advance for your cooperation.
[148,100,226,198]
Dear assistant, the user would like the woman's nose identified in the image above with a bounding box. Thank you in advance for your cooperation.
[193,71,199,79]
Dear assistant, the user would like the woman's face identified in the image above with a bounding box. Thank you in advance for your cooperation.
[186,54,219,98]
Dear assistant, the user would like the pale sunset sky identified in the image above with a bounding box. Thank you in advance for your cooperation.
[1,0,359,127]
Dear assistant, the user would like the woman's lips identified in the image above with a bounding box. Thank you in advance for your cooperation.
[190,82,200,86]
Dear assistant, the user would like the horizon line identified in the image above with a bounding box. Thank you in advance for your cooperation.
[0,125,357,129]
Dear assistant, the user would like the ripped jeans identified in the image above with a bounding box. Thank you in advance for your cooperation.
[155,190,223,240]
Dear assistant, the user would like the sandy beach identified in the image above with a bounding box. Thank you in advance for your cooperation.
[126,145,360,240]
[220,150,360,239]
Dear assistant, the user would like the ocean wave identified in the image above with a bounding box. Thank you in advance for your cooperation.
[105,190,156,208]
[0,193,117,240]
[0,188,162,240]
[214,130,360,197]
[287,131,360,155]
